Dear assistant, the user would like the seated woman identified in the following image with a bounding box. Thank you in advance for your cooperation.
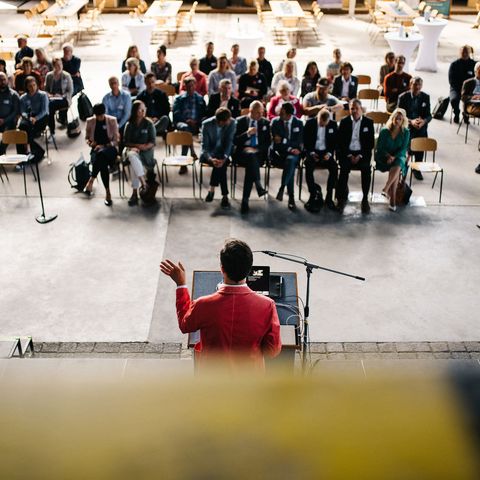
[121,45,147,74]
[45,57,73,134]
[238,60,267,108]
[179,57,208,97]
[14,57,42,94]
[150,45,172,84]
[0,59,13,87]
[228,43,247,78]
[84,103,120,206]
[375,108,410,212]
[207,54,237,96]
[121,57,146,98]
[267,81,302,120]
[301,61,320,98]
[378,51,395,96]
[271,60,300,96]
[33,48,52,88]
[123,100,156,206]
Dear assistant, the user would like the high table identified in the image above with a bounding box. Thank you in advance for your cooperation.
[123,18,156,67]
[376,0,418,21]
[384,31,423,73]
[145,0,182,23]
[269,1,305,27]
[42,0,89,18]
[414,17,448,72]
[225,20,265,53]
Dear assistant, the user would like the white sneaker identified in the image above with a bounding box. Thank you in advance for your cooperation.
[388,205,397,212]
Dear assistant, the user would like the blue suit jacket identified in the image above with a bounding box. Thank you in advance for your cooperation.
[201,117,236,160]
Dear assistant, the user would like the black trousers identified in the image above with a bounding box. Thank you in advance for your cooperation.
[17,116,48,161]
[236,151,264,201]
[409,126,428,163]
[48,98,69,133]
[450,88,461,117]
[0,120,16,155]
[304,150,337,198]
[91,146,117,189]
[201,154,229,196]
[337,151,371,201]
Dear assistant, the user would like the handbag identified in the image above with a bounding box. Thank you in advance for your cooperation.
[395,177,413,206]
[67,117,81,138]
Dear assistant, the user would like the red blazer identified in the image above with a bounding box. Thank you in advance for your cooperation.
[176,284,281,369]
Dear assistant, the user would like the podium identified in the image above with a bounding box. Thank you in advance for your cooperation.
[188,271,301,367]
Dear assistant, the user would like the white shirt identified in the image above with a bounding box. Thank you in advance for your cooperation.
[349,116,362,151]
[341,77,351,98]
[315,125,327,151]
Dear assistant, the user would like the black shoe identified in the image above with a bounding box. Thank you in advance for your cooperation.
[179,165,188,175]
[325,198,337,211]
[336,199,346,213]
[104,198,113,207]
[453,114,460,124]
[257,187,268,198]
[276,187,284,202]
[221,196,231,210]
[476,164,480,174]
[241,201,249,214]
[128,194,138,206]
[361,199,371,214]
[205,191,214,202]
[413,170,424,181]
[156,116,169,134]
[83,187,93,197]
[288,196,296,210]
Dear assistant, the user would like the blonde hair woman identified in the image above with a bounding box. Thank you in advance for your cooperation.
[374,108,410,211]
[207,53,237,95]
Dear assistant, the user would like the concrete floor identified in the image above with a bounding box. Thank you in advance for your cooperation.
[0,12,479,345]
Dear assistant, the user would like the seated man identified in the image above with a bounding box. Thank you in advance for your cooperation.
[201,107,236,209]
[233,100,269,214]
[336,99,375,214]
[398,76,431,180]
[384,55,411,113]
[0,72,20,155]
[14,36,34,69]
[61,43,84,96]
[332,62,358,101]
[303,108,338,212]
[102,76,131,141]
[44,57,73,135]
[461,61,480,123]
[137,72,170,136]
[302,77,343,118]
[18,76,49,163]
[207,78,240,119]
[270,102,303,211]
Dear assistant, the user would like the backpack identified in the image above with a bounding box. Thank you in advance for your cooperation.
[68,154,90,191]
[77,91,93,121]
[67,117,82,138]
[139,180,159,206]
[432,96,450,120]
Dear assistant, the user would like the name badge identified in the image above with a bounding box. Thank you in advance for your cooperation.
[468,71,473,75]
[103,125,107,129]
[211,62,216,67]
[293,127,300,132]
[141,129,148,134]
[262,125,267,131]
[258,79,262,83]
[118,105,124,110]
[363,127,368,132]
[282,138,287,144]
[422,102,426,107]
[403,81,407,87]
[3,99,10,105]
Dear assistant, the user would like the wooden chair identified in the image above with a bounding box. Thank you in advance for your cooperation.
[334,108,349,122]
[409,137,444,203]
[0,52,14,62]
[358,88,380,109]
[160,131,197,197]
[357,75,371,88]
[0,130,36,195]
[366,111,390,133]
[176,71,187,83]
[157,82,176,98]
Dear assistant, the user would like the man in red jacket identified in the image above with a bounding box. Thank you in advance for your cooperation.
[160,239,282,369]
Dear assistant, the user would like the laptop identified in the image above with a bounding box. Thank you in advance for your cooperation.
[247,266,270,296]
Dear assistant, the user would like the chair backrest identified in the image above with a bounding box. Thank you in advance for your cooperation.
[410,137,437,153]
[43,18,58,26]
[365,111,389,125]
[2,129,28,145]
[176,71,186,82]
[166,131,193,147]
[358,89,379,100]
[334,109,349,121]
[157,83,176,97]
[0,52,13,61]
[357,75,371,86]
[240,108,250,116]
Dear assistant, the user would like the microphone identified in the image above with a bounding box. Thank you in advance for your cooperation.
[253,250,277,256]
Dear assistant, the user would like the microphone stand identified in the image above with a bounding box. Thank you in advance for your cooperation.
[34,158,57,224]
[257,251,365,370]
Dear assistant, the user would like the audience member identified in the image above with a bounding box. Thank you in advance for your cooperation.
[18,76,49,163]
[302,77,342,118]
[173,77,206,156]
[449,45,475,124]
[332,62,358,101]
[270,102,303,210]
[121,57,145,97]
[137,73,170,136]
[233,100,269,214]
[121,45,147,74]
[384,55,411,113]
[84,103,119,206]
[199,41,217,76]
[0,72,20,155]
[123,100,156,206]
[336,99,375,214]
[229,44,247,78]
[14,57,42,95]
[207,78,240,118]
[326,48,342,82]
[33,48,52,87]
[303,108,338,212]
[201,107,236,209]
[374,108,410,211]
[257,46,273,87]
[102,76,132,137]
[267,81,302,120]
[276,48,297,76]
[378,51,395,95]
[208,54,237,95]
[179,57,208,96]
[271,60,300,96]
[14,36,34,69]
[44,57,73,134]
[61,43,84,95]
[238,60,267,108]
[461,61,480,123]
[398,76,431,180]
[150,45,172,84]
[301,61,321,98]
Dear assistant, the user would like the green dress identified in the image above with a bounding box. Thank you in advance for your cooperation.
[374,127,410,177]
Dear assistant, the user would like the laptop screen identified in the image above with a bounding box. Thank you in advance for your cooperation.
[247,266,270,295]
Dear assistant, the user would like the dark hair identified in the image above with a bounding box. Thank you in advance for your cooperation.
[129,100,145,122]
[158,45,167,56]
[93,103,106,116]
[0,59,6,71]
[220,239,253,282]
[215,107,231,122]
[281,102,295,115]
[145,72,156,82]
[317,77,329,88]
[385,51,395,62]
[303,61,320,81]
[24,76,37,88]
[340,62,353,73]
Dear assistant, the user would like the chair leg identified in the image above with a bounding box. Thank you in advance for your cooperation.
[465,121,469,144]
[192,163,195,198]
[23,165,27,196]
[29,162,37,182]
[371,167,375,198]
[432,172,438,189]
[409,168,413,186]
[298,163,303,201]
[1,165,8,182]
[161,164,165,197]
[439,171,443,203]
[199,163,203,199]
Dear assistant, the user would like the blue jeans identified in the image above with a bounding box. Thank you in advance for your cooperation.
[278,154,300,196]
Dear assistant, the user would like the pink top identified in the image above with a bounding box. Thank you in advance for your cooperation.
[179,70,208,97]
[267,94,303,120]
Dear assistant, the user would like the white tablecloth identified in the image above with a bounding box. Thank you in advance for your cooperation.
[384,32,423,74]
[225,22,264,53]
[42,0,89,18]
[414,17,448,72]
[123,19,156,68]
